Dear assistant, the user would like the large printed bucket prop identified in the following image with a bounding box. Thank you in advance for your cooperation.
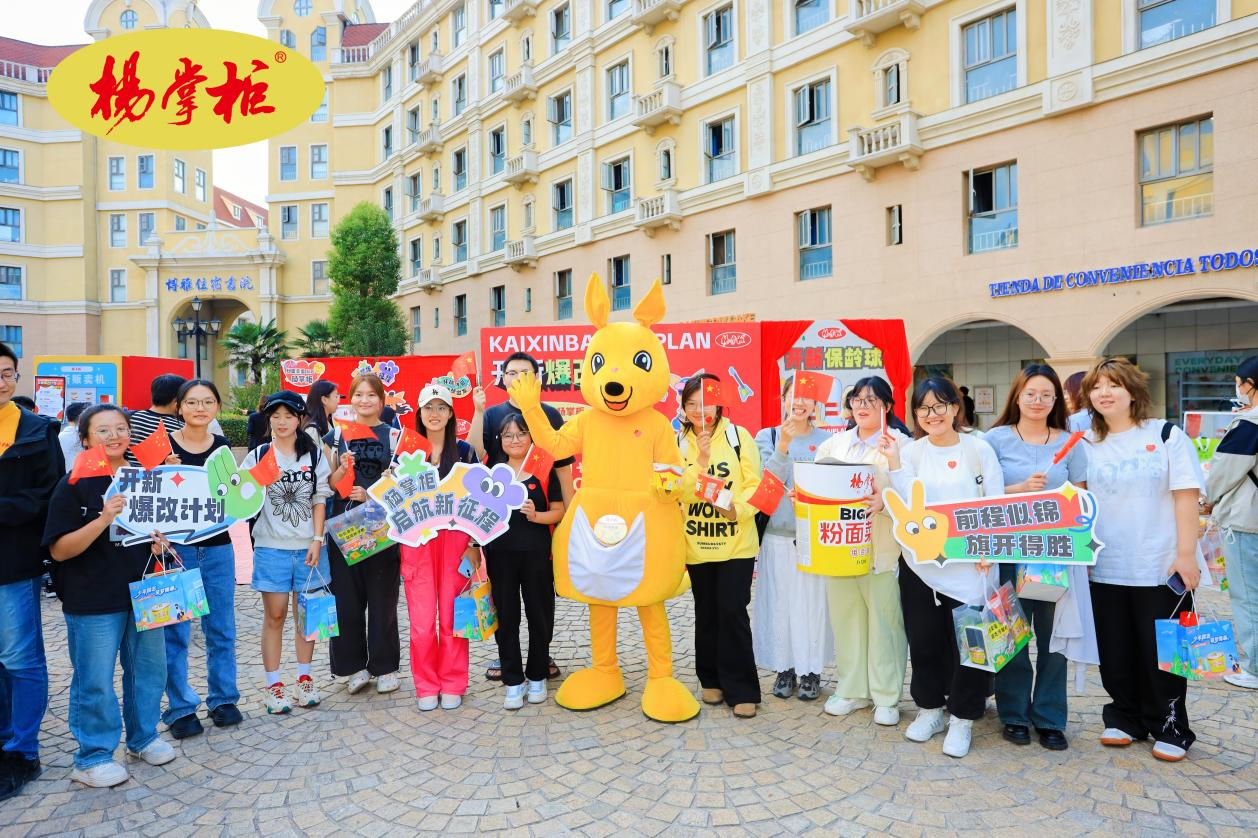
[793,462,874,577]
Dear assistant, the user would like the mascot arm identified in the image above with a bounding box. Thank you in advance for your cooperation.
[651,424,685,501]
[507,372,584,459]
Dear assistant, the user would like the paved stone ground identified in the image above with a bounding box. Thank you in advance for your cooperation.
[2,581,1256,836]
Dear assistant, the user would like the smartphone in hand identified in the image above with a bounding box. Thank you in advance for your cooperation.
[1166,572,1187,596]
[457,555,475,579]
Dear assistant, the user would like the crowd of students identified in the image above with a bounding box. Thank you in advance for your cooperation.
[0,343,1255,800]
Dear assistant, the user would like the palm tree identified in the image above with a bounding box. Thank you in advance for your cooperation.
[219,318,291,383]
[294,319,341,358]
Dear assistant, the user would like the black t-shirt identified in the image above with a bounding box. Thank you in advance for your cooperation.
[323,422,393,516]
[42,475,151,615]
[170,433,234,546]
[482,402,574,471]
[484,468,561,557]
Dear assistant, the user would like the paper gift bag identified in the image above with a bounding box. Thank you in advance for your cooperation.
[452,564,497,641]
[297,568,339,641]
[1198,516,1227,591]
[1016,563,1070,602]
[1157,600,1242,680]
[954,581,1031,673]
[130,550,210,632]
[327,501,396,566]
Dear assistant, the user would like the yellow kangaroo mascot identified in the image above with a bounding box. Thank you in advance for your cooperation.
[508,275,700,723]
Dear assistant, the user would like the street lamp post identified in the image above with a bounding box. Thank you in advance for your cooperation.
[173,297,222,380]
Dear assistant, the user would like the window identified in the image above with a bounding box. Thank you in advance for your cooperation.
[383,187,394,221]
[1139,116,1213,225]
[452,219,467,262]
[281,205,298,239]
[279,146,296,181]
[491,285,506,327]
[607,0,630,18]
[522,33,533,61]
[705,117,736,182]
[294,0,312,15]
[549,91,572,144]
[525,287,533,312]
[0,149,16,185]
[455,293,468,336]
[138,154,154,188]
[407,172,422,210]
[798,207,832,279]
[968,161,1018,253]
[313,259,329,295]
[963,9,1017,103]
[409,43,421,82]
[196,222,206,230]
[108,156,124,190]
[280,29,297,49]
[433,234,442,262]
[490,205,506,251]
[311,144,327,179]
[607,61,630,120]
[609,256,631,311]
[489,0,504,19]
[120,9,138,30]
[382,126,394,159]
[109,269,126,302]
[489,127,506,174]
[489,50,505,94]
[195,168,206,202]
[433,164,442,191]
[175,215,186,231]
[109,214,126,248]
[432,30,440,52]
[0,208,18,242]
[0,91,16,126]
[523,197,535,230]
[794,0,828,35]
[434,307,440,328]
[553,179,574,229]
[658,144,673,181]
[1140,0,1216,49]
[409,237,423,275]
[552,4,571,53]
[661,253,672,285]
[138,212,154,246]
[311,87,328,122]
[0,326,21,358]
[794,78,832,155]
[709,231,736,294]
[453,4,467,48]
[452,74,467,116]
[704,5,734,76]
[657,42,673,78]
[411,306,422,344]
[452,148,467,192]
[312,202,329,238]
[383,65,393,100]
[311,27,326,62]
[555,269,573,319]
[0,266,22,300]
[887,204,903,245]
[884,63,902,107]
[431,97,441,124]
[408,106,423,145]
[603,157,631,213]
[174,159,186,192]
[522,115,533,146]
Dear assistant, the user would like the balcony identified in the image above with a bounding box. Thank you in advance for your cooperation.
[414,125,443,156]
[631,81,682,134]
[504,235,538,269]
[502,63,538,103]
[845,0,926,47]
[633,189,682,237]
[503,149,540,187]
[417,267,442,289]
[504,0,540,22]
[414,52,444,86]
[0,61,53,84]
[417,192,445,222]
[847,112,923,181]
[632,0,688,34]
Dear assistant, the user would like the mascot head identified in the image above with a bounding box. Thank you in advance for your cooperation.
[580,274,670,416]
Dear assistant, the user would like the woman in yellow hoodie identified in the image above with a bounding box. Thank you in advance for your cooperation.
[678,374,763,718]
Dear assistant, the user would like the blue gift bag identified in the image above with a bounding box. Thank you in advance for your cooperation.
[130,550,209,632]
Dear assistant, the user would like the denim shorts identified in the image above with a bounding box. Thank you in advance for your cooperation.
[251,545,331,594]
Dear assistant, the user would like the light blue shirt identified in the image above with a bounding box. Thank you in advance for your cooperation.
[754,425,831,537]
[1068,410,1090,433]
[984,424,1088,489]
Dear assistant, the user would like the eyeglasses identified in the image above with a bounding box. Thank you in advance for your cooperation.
[501,369,530,379]
[182,399,218,409]
[421,403,452,414]
[90,427,129,440]
[914,403,951,418]
[851,397,882,408]
[0,371,20,384]
[501,433,530,442]
[1020,392,1057,404]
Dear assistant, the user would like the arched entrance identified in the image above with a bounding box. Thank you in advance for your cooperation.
[168,297,251,389]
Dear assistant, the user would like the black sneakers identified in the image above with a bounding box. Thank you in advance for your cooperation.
[168,713,204,739]
[209,703,243,728]
[798,673,821,701]
[772,669,797,699]
[0,752,41,803]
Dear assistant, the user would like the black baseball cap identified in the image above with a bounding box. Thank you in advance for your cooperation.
[263,390,307,415]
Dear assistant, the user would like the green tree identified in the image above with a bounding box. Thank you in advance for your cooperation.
[327,202,408,356]
[295,319,341,358]
[219,318,290,383]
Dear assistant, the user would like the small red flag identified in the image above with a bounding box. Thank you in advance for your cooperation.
[248,445,282,486]
[451,351,477,381]
[793,370,835,403]
[395,426,432,459]
[130,420,173,471]
[336,420,377,441]
[1051,430,1087,466]
[700,378,732,408]
[522,446,556,484]
[334,460,356,499]
[746,471,787,516]
[694,473,725,504]
[69,445,113,484]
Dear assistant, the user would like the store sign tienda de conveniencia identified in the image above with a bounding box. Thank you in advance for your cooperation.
[988,248,1258,299]
[48,29,325,150]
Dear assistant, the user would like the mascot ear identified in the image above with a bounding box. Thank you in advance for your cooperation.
[584,273,610,329]
[633,279,666,329]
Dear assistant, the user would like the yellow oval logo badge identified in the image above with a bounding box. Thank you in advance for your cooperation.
[48,28,324,150]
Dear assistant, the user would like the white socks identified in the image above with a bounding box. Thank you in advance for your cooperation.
[265,670,281,686]
[297,663,311,678]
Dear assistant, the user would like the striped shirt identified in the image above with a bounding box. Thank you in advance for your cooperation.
[125,409,184,467]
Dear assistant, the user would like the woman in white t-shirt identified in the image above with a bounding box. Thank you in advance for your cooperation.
[882,378,1005,759]
[1083,358,1202,762]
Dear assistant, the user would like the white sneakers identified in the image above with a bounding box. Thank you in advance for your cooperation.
[440,694,462,710]
[942,716,973,758]
[527,680,547,704]
[71,761,129,788]
[376,673,400,694]
[873,706,901,726]
[126,739,176,766]
[264,682,292,715]
[1100,727,1133,747]
[1224,670,1258,689]
[504,684,526,710]
[346,670,371,694]
[416,695,439,711]
[1152,741,1187,762]
[823,696,871,717]
[904,707,947,742]
[295,676,321,708]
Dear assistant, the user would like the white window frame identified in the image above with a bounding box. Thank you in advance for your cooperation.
[137,154,154,189]
[407,106,421,144]
[0,265,23,301]
[491,284,507,327]
[1137,115,1214,226]
[521,31,533,62]
[109,269,127,302]
[278,146,297,182]
[452,74,467,116]
[699,2,737,78]
[107,156,125,191]
[708,230,737,294]
[522,113,534,146]
[872,48,910,117]
[411,305,422,344]
[489,49,505,94]
[887,204,903,246]
[138,212,155,247]
[606,0,631,21]
[700,109,740,184]
[195,168,206,202]
[797,207,833,280]
[311,202,330,239]
[312,260,328,295]
[555,268,573,319]
[606,58,631,122]
[173,158,187,193]
[787,70,837,157]
[382,125,394,160]
[489,125,507,174]
[431,96,440,125]
[552,177,574,230]
[551,3,572,54]
[409,42,421,82]
[1123,0,1229,54]
[655,37,676,80]
[109,213,127,248]
[280,29,297,49]
[281,204,299,239]
[409,237,423,276]
[453,4,467,48]
[0,90,19,128]
[174,215,186,232]
[786,0,835,38]
[311,87,328,122]
[311,26,327,62]
[0,207,21,244]
[407,172,422,210]
[310,144,328,180]
[452,218,468,263]
[548,89,574,146]
[454,293,468,336]
[0,147,18,185]
[656,138,676,185]
[383,186,394,220]
[602,155,633,215]
[120,9,138,30]
[950,1,1026,109]
[452,147,468,192]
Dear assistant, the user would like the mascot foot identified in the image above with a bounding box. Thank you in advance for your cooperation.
[555,667,626,711]
[641,676,701,724]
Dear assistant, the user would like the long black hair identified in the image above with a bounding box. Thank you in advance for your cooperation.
[416,397,460,477]
[305,380,337,437]
[266,402,317,461]
[910,377,964,439]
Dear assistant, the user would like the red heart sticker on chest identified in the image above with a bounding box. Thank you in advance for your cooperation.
[1145,444,1156,452]
[947,460,958,469]
[808,445,816,452]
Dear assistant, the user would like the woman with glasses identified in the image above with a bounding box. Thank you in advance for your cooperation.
[161,380,243,740]
[985,365,1091,751]
[400,383,481,711]
[813,376,909,726]
[881,378,1005,758]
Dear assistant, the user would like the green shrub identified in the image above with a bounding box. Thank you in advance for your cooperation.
[217,415,248,447]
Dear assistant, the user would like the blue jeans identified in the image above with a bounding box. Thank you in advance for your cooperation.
[64,611,165,769]
[163,543,239,723]
[995,566,1068,731]
[1225,530,1258,673]
[0,578,48,759]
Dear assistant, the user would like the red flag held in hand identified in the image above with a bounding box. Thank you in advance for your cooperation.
[334,460,356,499]
[69,445,112,484]
[700,378,732,408]
[130,420,173,471]
[248,445,282,486]
[336,420,376,441]
[747,471,787,516]
[793,370,835,403]
[522,446,556,484]
[1051,430,1087,466]
[395,426,432,459]
[695,473,725,504]
[451,350,477,381]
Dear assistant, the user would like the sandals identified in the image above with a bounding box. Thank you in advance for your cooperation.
[548,658,562,680]
[487,658,561,682]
